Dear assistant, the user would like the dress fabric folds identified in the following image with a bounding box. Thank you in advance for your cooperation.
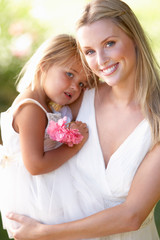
[65,89,159,240]
[0,98,72,238]
[0,90,159,240]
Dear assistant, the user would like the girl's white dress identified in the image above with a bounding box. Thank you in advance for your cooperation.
[0,98,72,238]
[0,89,159,240]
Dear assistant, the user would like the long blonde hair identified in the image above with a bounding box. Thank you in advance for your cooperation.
[16,34,96,93]
[76,0,160,146]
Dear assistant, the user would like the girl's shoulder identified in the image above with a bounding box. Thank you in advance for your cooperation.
[12,89,35,107]
[11,89,48,116]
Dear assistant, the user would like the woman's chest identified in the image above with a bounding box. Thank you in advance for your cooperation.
[95,103,144,167]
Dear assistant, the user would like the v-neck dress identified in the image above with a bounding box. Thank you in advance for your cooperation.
[0,98,72,238]
[0,90,159,240]
[61,88,159,239]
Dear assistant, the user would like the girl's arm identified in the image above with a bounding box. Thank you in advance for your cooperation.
[8,143,160,240]
[14,102,88,175]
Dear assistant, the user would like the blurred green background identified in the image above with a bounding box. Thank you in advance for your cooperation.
[0,0,160,239]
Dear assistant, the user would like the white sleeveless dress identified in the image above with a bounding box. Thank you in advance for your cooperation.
[55,88,159,240]
[0,98,72,238]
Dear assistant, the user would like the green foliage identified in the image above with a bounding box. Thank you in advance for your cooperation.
[155,201,160,236]
[132,0,160,63]
[0,0,47,113]
[0,214,10,240]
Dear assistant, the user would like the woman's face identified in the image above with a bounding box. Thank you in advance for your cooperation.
[77,19,137,87]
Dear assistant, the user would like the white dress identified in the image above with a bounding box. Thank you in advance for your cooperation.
[55,88,159,240]
[0,98,72,238]
[0,89,159,240]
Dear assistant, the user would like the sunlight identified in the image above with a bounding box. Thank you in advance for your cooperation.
[30,0,86,34]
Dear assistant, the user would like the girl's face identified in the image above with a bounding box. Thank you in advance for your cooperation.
[77,19,136,87]
[43,60,87,105]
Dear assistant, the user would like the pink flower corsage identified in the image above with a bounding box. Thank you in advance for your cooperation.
[47,116,83,147]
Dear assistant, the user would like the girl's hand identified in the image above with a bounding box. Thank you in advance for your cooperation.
[70,121,89,145]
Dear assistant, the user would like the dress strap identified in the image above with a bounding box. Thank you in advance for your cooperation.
[10,98,48,115]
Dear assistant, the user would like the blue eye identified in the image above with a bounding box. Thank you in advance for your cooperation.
[106,41,115,47]
[79,82,85,88]
[85,49,95,55]
[66,72,73,78]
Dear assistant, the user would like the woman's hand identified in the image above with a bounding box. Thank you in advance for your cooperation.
[7,213,45,240]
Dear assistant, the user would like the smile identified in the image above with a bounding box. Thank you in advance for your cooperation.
[101,63,119,76]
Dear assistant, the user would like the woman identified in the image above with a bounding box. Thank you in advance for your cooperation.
[7,0,160,239]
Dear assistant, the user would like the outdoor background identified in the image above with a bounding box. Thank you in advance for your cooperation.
[0,0,160,239]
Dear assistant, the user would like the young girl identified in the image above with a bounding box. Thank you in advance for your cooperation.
[0,34,92,238]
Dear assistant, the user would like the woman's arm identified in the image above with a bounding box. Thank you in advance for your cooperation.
[8,144,160,240]
[15,103,88,175]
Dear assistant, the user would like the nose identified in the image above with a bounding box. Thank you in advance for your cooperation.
[70,81,79,92]
[97,50,110,67]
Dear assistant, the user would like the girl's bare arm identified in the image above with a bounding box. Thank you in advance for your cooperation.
[15,103,88,175]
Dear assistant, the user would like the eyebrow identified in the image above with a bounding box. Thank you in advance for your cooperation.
[81,35,118,49]
[71,68,78,74]
[101,37,110,45]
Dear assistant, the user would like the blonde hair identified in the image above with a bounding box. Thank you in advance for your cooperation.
[16,34,96,93]
[76,0,160,146]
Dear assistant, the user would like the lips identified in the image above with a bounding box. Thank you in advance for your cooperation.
[64,92,72,99]
[100,63,119,76]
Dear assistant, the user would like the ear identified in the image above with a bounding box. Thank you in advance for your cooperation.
[39,62,46,73]
[35,66,46,88]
